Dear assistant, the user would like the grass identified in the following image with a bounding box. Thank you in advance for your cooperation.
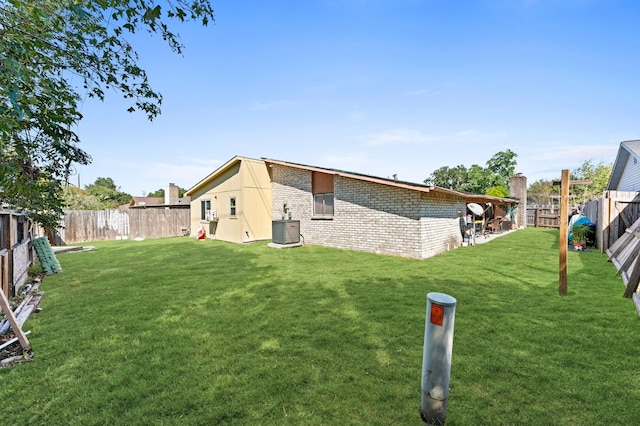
[1,227,638,425]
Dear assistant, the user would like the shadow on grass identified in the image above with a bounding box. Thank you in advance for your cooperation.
[1,231,636,425]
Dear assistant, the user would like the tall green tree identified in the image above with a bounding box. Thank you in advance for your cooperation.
[527,179,557,205]
[0,0,214,228]
[571,159,612,203]
[486,149,518,189]
[85,177,131,207]
[424,165,468,190]
[147,185,187,198]
[466,164,495,194]
[425,149,518,196]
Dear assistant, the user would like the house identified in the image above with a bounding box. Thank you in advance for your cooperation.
[185,156,272,243]
[187,156,521,259]
[124,196,163,209]
[605,140,640,306]
[607,140,640,191]
[123,184,191,209]
[599,140,640,250]
[264,158,521,259]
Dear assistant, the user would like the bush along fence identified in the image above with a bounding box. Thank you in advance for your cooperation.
[55,208,191,245]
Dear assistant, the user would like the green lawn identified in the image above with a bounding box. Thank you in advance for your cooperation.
[1,227,638,425]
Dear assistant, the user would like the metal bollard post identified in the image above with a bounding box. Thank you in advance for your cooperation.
[420,292,457,425]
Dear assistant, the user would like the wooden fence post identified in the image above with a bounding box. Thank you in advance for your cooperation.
[559,170,569,296]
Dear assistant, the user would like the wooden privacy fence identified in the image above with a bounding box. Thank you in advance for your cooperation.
[57,209,191,245]
[1,210,37,297]
[599,190,640,252]
[527,206,560,228]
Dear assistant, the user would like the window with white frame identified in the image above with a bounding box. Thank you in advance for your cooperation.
[230,197,237,217]
[201,200,211,221]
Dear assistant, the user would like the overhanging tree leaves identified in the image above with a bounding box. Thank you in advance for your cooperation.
[0,0,214,227]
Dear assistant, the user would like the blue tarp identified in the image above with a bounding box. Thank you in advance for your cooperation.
[568,213,595,241]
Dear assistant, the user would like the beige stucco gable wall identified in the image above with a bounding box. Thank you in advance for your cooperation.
[188,157,272,243]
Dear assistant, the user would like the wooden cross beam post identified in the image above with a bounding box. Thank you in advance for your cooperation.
[0,289,30,350]
[558,170,593,296]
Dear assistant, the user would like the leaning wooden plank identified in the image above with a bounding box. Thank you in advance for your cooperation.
[611,238,636,270]
[607,216,640,258]
[0,330,31,351]
[0,294,33,334]
[607,229,632,259]
[633,293,640,318]
[15,305,34,328]
[621,251,639,286]
[0,289,29,350]
[623,255,640,298]
[614,238,640,274]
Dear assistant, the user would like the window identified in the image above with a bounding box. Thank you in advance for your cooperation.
[314,193,334,216]
[312,171,334,217]
[230,197,237,217]
[201,200,211,221]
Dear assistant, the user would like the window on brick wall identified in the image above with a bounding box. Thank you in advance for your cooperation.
[312,172,334,217]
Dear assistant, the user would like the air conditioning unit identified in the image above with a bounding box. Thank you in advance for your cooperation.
[272,220,300,244]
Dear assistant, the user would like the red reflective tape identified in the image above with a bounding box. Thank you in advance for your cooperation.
[430,303,444,326]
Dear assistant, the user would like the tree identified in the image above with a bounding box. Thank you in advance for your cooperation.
[424,165,468,190]
[63,185,103,210]
[0,0,214,228]
[85,177,131,208]
[147,185,187,198]
[571,159,612,203]
[527,179,557,205]
[466,164,495,194]
[486,149,518,189]
[425,150,518,196]
[526,159,612,206]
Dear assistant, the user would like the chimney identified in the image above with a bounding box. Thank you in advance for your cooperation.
[393,174,398,181]
[165,183,179,205]
[508,174,527,228]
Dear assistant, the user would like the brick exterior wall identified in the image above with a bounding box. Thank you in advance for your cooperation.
[271,164,465,259]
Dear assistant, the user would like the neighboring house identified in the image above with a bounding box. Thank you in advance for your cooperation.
[599,140,640,250]
[185,156,272,243]
[607,140,640,191]
[125,197,163,209]
[123,184,191,209]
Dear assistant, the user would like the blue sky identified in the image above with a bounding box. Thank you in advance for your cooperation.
[74,0,640,195]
